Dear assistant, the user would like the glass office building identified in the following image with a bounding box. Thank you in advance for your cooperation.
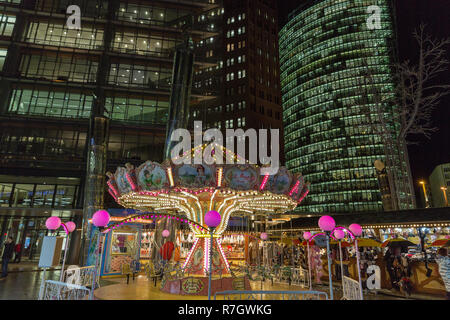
[0,0,221,260]
[279,0,415,214]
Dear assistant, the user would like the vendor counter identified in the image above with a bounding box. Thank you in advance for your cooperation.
[318,257,446,296]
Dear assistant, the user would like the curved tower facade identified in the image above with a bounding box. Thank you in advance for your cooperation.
[279,0,415,214]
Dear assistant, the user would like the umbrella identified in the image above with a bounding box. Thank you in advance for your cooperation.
[381,237,415,248]
[442,240,450,248]
[329,240,352,247]
[300,240,315,246]
[355,238,382,247]
[430,239,450,247]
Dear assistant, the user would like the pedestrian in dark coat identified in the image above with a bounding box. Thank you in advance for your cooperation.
[1,237,15,279]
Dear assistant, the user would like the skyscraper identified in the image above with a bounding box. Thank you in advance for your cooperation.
[279,0,415,214]
[190,0,284,163]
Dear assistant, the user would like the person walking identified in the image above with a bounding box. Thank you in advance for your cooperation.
[1,237,15,279]
[13,243,22,263]
[436,247,450,300]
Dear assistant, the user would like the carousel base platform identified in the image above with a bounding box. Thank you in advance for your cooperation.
[160,275,251,296]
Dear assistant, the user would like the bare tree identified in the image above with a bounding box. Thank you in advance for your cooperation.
[395,24,450,142]
[358,24,450,211]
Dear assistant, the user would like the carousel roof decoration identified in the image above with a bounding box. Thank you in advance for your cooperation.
[102,212,209,234]
[106,142,310,276]
[106,142,310,237]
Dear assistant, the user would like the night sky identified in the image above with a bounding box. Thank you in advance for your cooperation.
[277,0,450,189]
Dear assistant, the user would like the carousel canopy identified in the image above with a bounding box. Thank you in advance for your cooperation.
[106,143,309,236]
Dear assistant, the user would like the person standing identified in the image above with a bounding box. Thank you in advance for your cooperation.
[13,243,22,263]
[1,237,15,279]
[436,247,450,300]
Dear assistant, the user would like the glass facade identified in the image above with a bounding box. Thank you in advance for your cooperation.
[0,176,79,208]
[280,0,414,214]
[1,0,219,124]
[0,0,221,211]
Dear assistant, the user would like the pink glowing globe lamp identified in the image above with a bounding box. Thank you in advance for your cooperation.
[349,223,363,237]
[205,210,221,228]
[318,215,336,232]
[45,216,61,230]
[260,232,268,240]
[303,231,312,241]
[92,210,110,227]
[65,221,76,233]
[162,229,170,238]
[334,229,345,240]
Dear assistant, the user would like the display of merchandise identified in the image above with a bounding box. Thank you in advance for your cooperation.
[140,231,155,258]
[221,234,245,260]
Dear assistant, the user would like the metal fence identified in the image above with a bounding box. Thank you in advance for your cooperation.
[63,265,98,289]
[40,280,90,300]
[214,290,328,300]
[273,266,310,288]
[342,276,362,300]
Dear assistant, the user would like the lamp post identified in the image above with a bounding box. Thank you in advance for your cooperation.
[303,231,313,290]
[204,210,221,301]
[419,181,430,207]
[333,229,346,289]
[59,221,76,282]
[441,187,448,207]
[349,223,363,300]
[260,232,268,290]
[318,215,336,300]
[39,216,62,299]
[90,210,110,300]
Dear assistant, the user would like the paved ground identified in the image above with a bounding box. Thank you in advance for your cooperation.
[0,263,445,300]
[0,264,114,300]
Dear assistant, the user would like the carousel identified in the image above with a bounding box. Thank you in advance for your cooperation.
[104,143,309,296]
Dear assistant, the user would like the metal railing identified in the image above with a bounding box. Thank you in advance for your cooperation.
[342,276,362,300]
[63,265,98,289]
[273,266,310,288]
[214,290,328,300]
[40,280,90,300]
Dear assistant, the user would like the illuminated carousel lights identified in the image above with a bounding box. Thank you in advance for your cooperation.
[216,238,230,271]
[195,234,221,238]
[203,237,210,274]
[182,238,199,269]
[167,167,174,186]
[289,180,300,196]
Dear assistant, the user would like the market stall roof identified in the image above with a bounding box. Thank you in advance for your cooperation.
[430,239,450,247]
[329,240,351,247]
[354,238,382,247]
[381,237,416,248]
[270,207,450,233]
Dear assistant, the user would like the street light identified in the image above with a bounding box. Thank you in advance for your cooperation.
[45,216,61,232]
[441,187,448,206]
[302,231,313,290]
[318,215,335,300]
[333,229,346,289]
[59,221,76,282]
[349,223,363,300]
[419,181,430,207]
[204,210,221,301]
[90,210,110,300]
[39,216,62,299]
